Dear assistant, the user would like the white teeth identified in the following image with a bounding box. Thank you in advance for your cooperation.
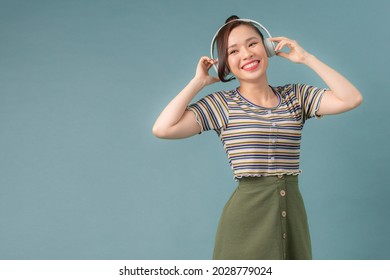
[242,61,259,69]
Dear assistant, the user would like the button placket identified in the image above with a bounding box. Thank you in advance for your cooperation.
[279,179,288,259]
[269,121,278,165]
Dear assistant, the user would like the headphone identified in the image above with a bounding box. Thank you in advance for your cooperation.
[210,19,276,73]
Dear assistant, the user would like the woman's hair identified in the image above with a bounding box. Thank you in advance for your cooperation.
[216,15,265,82]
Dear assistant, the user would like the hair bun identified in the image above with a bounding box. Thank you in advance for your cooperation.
[225,15,240,24]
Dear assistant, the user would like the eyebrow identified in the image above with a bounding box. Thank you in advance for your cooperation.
[227,37,259,50]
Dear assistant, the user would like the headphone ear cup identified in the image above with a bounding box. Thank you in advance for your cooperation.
[264,38,276,57]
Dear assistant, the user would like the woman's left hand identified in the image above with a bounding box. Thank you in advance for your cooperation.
[270,37,363,116]
[270,37,311,64]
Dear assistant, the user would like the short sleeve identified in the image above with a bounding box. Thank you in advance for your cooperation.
[187,91,229,133]
[294,83,326,122]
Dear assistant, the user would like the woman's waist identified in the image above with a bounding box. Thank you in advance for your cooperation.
[236,173,299,191]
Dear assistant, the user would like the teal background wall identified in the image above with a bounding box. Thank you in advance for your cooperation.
[0,0,389,259]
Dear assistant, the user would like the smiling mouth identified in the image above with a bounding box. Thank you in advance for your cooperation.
[241,60,260,71]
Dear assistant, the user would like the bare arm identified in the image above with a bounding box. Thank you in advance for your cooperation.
[271,37,363,115]
[152,57,219,139]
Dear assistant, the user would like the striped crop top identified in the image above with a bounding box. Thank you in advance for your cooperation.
[187,83,326,179]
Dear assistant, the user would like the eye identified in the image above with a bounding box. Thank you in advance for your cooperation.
[249,42,258,47]
[229,49,238,55]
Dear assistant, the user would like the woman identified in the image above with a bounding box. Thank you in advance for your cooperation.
[152,15,362,260]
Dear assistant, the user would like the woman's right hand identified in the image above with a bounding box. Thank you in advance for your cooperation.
[194,56,219,86]
[153,56,219,139]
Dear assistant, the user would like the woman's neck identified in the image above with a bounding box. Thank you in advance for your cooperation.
[238,77,278,108]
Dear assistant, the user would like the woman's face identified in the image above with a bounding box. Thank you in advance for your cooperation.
[226,24,268,82]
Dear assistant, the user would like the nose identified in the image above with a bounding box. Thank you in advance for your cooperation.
[242,47,254,60]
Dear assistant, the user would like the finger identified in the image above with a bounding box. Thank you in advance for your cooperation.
[275,39,296,52]
[274,40,288,52]
[206,62,215,70]
[205,58,217,66]
[270,36,289,42]
[276,51,289,59]
[202,58,213,68]
[199,56,212,65]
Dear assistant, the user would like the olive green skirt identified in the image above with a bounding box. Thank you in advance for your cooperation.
[213,175,312,260]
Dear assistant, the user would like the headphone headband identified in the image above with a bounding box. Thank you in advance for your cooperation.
[210,18,276,73]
